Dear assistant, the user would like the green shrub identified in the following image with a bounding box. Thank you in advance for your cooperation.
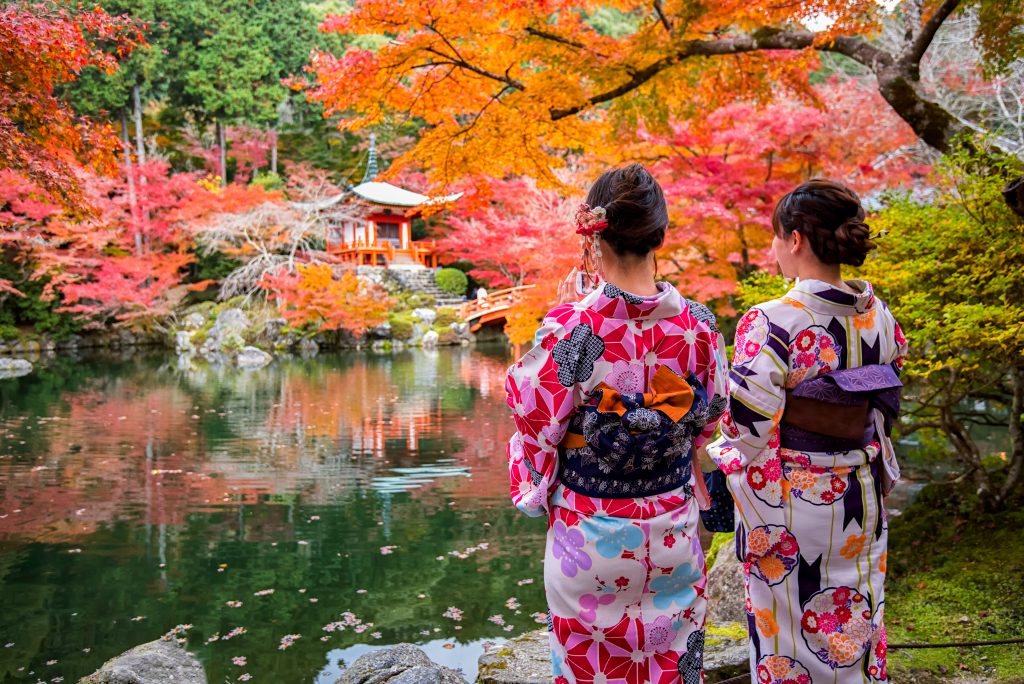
[251,170,284,191]
[435,267,468,296]
[435,307,459,326]
[389,313,414,341]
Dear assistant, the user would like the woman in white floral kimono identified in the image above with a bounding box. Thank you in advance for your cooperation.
[707,180,907,684]
[506,164,729,684]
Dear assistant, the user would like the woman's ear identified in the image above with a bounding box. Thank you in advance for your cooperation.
[790,230,804,255]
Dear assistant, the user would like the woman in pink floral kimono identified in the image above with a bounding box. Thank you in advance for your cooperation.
[505,164,728,684]
[707,180,907,684]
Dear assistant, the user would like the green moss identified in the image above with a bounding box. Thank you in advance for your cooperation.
[885,483,1024,681]
[705,532,735,571]
[435,307,459,326]
[388,313,415,341]
[707,622,748,641]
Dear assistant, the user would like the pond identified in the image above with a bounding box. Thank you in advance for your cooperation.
[0,347,548,683]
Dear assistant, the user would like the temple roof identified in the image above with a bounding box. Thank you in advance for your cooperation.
[351,181,462,208]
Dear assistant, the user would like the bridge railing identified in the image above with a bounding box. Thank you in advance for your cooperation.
[457,284,536,324]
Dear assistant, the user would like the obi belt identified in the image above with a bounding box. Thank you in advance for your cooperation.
[780,364,903,453]
[558,365,717,499]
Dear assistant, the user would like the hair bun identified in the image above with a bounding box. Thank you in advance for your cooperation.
[585,163,668,257]
[832,216,876,267]
[772,179,877,267]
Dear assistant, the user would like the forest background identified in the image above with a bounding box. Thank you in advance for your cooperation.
[2,2,1024,519]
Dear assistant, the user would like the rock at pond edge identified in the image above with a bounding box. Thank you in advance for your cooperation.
[334,643,467,684]
[77,638,206,684]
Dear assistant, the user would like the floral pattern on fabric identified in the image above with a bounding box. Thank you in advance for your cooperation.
[801,586,873,669]
[707,278,907,684]
[755,655,811,684]
[508,281,728,683]
[745,525,799,586]
[734,307,771,365]
[788,326,841,385]
[782,451,852,506]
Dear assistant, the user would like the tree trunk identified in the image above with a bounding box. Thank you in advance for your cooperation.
[132,83,146,165]
[940,402,992,501]
[270,128,278,175]
[216,120,227,186]
[121,109,143,257]
[998,365,1024,503]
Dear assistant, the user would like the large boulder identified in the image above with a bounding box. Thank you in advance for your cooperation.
[207,308,249,349]
[182,312,205,330]
[175,331,194,355]
[411,308,437,326]
[334,644,466,684]
[477,630,551,684]
[0,358,33,380]
[78,638,206,684]
[705,544,747,626]
[421,330,440,349]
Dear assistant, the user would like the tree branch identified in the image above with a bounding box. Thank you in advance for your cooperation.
[902,0,962,68]
[525,26,587,50]
[549,30,892,120]
[422,47,524,90]
[653,0,673,34]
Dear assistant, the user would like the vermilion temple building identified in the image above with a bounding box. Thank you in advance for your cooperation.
[326,136,461,268]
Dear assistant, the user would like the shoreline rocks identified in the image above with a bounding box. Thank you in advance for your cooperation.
[77,638,206,684]
[334,644,467,684]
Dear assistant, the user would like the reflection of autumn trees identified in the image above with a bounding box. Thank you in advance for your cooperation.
[0,349,519,543]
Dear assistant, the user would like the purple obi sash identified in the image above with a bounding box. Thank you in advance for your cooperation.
[780,364,902,453]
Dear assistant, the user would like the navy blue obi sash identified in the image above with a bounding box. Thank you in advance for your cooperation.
[558,365,723,498]
[780,364,903,453]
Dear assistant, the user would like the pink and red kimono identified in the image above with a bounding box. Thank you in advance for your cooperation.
[506,282,728,684]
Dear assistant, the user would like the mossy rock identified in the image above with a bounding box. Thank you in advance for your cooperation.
[388,313,415,341]
[435,306,459,326]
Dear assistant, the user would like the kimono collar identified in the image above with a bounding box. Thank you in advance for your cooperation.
[581,280,684,321]
[785,278,877,316]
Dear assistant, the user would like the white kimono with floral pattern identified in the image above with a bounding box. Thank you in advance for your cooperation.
[707,278,907,684]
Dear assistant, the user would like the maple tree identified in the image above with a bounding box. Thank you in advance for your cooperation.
[261,263,392,336]
[309,0,1021,190]
[632,79,930,308]
[0,3,145,204]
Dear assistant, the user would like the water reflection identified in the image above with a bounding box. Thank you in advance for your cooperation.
[0,347,545,683]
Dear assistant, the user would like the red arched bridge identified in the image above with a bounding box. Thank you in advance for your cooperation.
[457,285,536,332]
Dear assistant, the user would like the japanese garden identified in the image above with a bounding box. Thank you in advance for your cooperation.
[1,1,1023,683]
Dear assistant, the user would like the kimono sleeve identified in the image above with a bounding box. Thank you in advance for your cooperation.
[707,305,789,472]
[504,314,581,517]
[694,321,730,450]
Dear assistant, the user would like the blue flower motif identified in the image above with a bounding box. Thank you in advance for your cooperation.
[580,516,645,559]
[551,650,563,676]
[650,563,703,610]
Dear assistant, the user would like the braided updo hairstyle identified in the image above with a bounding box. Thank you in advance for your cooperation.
[772,179,876,267]
[586,163,668,257]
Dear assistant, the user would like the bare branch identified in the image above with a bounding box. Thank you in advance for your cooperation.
[903,0,962,68]
[653,0,673,34]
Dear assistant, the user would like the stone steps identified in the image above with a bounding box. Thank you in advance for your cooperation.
[387,267,466,307]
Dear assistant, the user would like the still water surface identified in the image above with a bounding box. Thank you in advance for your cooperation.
[0,347,546,683]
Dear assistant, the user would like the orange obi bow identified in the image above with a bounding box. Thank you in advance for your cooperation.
[562,365,695,449]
